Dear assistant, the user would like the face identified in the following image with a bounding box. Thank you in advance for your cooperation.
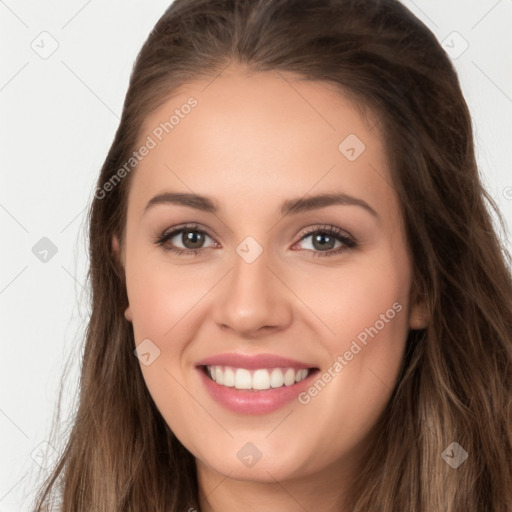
[115,63,426,489]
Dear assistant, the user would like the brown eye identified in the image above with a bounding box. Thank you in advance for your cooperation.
[294,225,356,258]
[310,232,337,251]
[154,224,217,256]
[179,229,207,249]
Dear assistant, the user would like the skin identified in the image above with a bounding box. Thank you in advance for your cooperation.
[114,62,427,512]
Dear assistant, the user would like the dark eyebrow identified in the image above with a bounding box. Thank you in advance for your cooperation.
[280,192,379,219]
[144,192,219,214]
[143,191,379,219]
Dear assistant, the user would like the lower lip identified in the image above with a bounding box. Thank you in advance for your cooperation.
[197,367,317,415]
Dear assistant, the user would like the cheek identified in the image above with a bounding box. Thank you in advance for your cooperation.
[292,247,411,356]
[125,250,211,344]
[124,256,213,435]
[291,245,411,443]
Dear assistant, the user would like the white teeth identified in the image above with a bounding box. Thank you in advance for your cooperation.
[295,369,308,382]
[283,368,295,386]
[214,366,224,385]
[253,369,271,390]
[206,366,311,390]
[270,368,284,388]
[223,367,235,387]
[235,368,252,389]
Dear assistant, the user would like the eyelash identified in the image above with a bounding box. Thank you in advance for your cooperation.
[153,223,357,258]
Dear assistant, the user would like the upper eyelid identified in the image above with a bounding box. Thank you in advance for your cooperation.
[159,223,215,241]
[298,224,353,239]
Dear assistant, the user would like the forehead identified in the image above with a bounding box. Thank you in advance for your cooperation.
[130,65,395,216]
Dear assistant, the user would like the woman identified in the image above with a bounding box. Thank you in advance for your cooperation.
[34,0,512,510]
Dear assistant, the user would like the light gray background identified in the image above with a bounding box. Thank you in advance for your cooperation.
[1,1,511,510]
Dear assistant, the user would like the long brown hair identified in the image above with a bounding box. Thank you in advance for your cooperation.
[33,0,512,510]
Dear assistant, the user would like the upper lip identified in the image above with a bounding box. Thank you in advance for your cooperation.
[195,352,317,370]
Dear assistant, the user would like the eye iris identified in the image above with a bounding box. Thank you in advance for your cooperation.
[182,230,204,249]
[312,232,335,251]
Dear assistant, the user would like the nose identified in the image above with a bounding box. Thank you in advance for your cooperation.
[211,246,293,339]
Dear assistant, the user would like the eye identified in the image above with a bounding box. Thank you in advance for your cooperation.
[154,224,217,256]
[293,224,356,257]
[154,223,356,258]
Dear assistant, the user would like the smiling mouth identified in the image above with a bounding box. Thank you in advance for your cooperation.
[201,365,318,391]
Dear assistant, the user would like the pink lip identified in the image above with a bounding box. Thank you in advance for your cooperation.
[195,352,314,370]
[196,368,318,415]
[195,352,319,415]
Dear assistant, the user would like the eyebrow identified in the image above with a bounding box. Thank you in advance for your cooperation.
[143,191,379,219]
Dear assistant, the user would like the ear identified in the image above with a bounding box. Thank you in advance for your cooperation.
[112,235,133,322]
[408,287,428,330]
[124,305,133,322]
[112,235,123,266]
